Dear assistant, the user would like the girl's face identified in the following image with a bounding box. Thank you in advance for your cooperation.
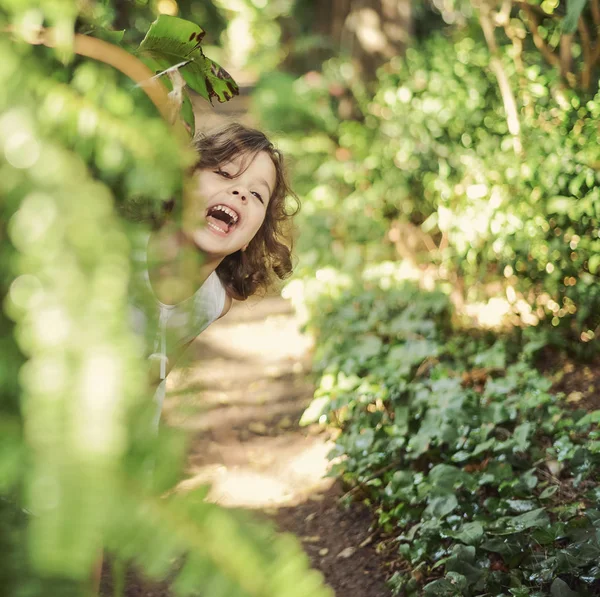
[188,150,276,260]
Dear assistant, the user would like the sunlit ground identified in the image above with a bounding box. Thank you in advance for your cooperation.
[164,295,336,508]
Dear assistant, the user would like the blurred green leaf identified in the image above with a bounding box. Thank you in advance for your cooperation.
[562,0,588,33]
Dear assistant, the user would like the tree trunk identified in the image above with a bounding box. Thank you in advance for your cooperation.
[313,0,412,78]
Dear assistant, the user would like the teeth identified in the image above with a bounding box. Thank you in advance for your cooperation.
[210,204,238,224]
[207,220,224,233]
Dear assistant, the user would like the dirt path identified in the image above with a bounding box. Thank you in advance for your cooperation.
[165,295,393,596]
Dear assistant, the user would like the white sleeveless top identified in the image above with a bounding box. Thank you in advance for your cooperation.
[150,270,226,379]
[129,235,227,425]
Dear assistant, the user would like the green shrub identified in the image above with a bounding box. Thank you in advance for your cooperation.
[299,267,600,596]
[254,30,600,353]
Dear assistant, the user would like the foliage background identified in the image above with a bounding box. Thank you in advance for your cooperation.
[248,0,600,354]
[3,0,600,595]
[241,0,600,595]
[0,2,333,596]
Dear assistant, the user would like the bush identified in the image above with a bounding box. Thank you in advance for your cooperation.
[298,265,600,596]
[254,30,600,353]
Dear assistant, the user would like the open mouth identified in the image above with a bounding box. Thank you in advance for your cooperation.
[205,204,240,235]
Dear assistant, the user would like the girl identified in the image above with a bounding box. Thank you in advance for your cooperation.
[136,122,297,423]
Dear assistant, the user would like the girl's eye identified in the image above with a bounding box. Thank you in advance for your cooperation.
[252,191,264,204]
[215,169,231,178]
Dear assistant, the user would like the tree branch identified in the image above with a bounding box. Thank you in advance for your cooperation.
[478,0,522,154]
[495,0,513,25]
[520,3,561,68]
[14,27,188,140]
[559,33,575,83]
[591,0,600,26]
[578,17,594,90]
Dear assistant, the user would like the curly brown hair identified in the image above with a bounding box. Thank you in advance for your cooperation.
[191,123,298,300]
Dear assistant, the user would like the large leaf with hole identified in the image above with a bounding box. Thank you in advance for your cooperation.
[137,15,239,104]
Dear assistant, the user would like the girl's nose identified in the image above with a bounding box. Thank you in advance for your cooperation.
[232,189,247,202]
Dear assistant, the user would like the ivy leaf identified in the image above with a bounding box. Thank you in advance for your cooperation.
[451,450,472,463]
[513,422,532,452]
[445,572,467,591]
[533,522,566,545]
[300,396,330,426]
[425,495,459,518]
[137,15,239,104]
[507,499,537,513]
[448,521,484,545]
[352,334,383,362]
[387,339,438,368]
[508,508,550,532]
[181,93,195,134]
[407,432,430,457]
[423,578,461,596]
[429,464,464,492]
[577,410,600,427]
[482,536,524,557]
[472,438,496,456]
[540,486,559,499]
[550,578,580,597]
[354,428,375,451]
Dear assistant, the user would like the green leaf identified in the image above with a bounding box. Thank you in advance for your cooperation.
[550,578,580,597]
[482,536,524,557]
[449,521,484,545]
[352,334,383,362]
[423,578,460,596]
[354,428,375,451]
[425,495,459,519]
[577,410,600,427]
[547,196,575,215]
[540,486,559,499]
[394,406,409,435]
[300,396,330,426]
[508,508,550,532]
[507,500,537,513]
[513,422,532,452]
[429,464,464,491]
[407,432,430,457]
[137,15,239,104]
[473,341,506,369]
[445,572,467,591]
[473,438,496,456]
[181,93,195,134]
[562,0,589,33]
[533,522,566,545]
[588,255,600,275]
[451,450,472,462]
[387,339,438,368]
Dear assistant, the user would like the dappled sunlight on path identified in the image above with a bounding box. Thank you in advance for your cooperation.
[164,295,336,508]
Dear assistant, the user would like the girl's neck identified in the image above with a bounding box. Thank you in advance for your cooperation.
[147,222,223,306]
